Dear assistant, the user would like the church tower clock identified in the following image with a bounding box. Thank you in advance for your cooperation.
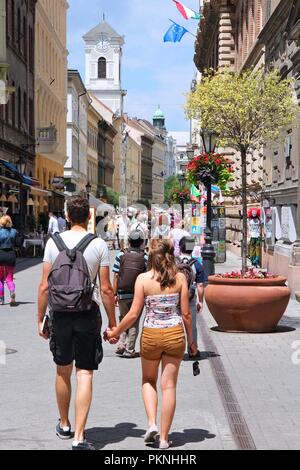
[83,18,126,114]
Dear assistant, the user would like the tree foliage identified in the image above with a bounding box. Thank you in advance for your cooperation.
[186,68,299,273]
[186,68,298,152]
[164,175,180,204]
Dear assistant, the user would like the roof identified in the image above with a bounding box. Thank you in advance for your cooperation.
[153,105,165,119]
[83,20,124,43]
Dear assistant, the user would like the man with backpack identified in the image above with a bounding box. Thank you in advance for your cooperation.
[38,195,117,451]
[177,236,207,359]
[113,229,148,358]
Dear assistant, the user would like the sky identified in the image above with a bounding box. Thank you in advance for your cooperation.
[67,0,201,132]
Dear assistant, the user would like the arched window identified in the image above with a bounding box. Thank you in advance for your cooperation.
[98,57,106,79]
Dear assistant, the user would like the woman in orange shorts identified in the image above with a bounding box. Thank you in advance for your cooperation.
[106,239,196,449]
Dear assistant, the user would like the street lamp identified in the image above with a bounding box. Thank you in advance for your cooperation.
[178,172,186,228]
[200,129,218,278]
[16,154,27,232]
[85,182,92,202]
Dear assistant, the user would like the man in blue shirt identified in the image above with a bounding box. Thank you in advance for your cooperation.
[113,230,148,358]
[179,236,207,359]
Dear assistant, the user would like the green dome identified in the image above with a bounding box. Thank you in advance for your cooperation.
[153,105,165,119]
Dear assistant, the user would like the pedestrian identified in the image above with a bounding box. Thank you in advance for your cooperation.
[106,239,196,449]
[178,236,207,359]
[47,211,59,236]
[57,213,67,233]
[169,222,190,257]
[0,215,18,306]
[113,229,148,358]
[38,195,118,451]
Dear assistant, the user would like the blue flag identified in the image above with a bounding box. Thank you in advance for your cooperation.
[163,21,188,43]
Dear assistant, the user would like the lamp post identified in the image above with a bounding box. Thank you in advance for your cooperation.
[16,154,27,232]
[178,172,186,228]
[85,182,92,202]
[200,129,218,278]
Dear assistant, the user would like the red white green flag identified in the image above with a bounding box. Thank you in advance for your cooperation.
[173,1,201,20]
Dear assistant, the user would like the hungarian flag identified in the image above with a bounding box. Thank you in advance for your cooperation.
[173,1,201,20]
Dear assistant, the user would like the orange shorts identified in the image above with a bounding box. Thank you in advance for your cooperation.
[140,325,186,361]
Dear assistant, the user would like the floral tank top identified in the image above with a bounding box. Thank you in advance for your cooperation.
[143,293,182,329]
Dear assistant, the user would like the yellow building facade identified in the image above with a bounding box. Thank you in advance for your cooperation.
[87,105,100,197]
[34,0,68,212]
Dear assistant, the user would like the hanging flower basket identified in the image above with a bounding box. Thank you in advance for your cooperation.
[186,153,235,190]
[170,187,192,204]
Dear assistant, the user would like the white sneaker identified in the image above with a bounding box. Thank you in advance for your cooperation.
[159,439,172,449]
[144,425,158,444]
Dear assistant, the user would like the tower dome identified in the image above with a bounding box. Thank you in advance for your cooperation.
[153,105,166,130]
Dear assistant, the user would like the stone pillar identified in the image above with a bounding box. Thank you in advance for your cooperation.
[219,0,235,70]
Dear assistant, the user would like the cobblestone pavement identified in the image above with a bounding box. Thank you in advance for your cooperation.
[0,251,299,450]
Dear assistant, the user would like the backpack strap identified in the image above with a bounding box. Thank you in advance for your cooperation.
[51,233,68,252]
[75,233,98,254]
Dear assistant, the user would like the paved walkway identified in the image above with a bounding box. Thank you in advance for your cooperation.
[0,251,299,450]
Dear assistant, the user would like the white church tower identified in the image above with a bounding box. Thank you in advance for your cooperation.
[83,17,126,115]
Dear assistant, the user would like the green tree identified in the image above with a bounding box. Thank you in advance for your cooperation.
[106,187,120,208]
[186,68,299,272]
[164,175,180,205]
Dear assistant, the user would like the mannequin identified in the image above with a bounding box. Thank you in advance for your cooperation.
[248,208,261,267]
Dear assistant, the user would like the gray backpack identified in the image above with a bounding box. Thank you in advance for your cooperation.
[48,233,98,313]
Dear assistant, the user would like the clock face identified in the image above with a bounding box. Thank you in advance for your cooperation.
[97,34,109,51]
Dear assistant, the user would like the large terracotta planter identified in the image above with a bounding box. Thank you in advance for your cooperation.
[205,276,291,333]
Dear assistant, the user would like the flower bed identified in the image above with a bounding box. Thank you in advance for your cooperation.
[216,268,277,280]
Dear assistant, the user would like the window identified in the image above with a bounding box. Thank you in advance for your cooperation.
[18,88,21,129]
[17,8,21,51]
[23,17,27,59]
[98,57,106,79]
[11,0,15,44]
[11,82,15,127]
[23,92,27,126]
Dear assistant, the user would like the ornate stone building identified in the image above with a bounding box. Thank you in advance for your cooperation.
[0,0,37,227]
[35,0,68,212]
[194,0,300,294]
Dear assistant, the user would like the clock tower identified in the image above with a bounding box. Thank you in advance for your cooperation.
[83,19,126,114]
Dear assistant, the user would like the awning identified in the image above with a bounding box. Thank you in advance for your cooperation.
[0,159,39,187]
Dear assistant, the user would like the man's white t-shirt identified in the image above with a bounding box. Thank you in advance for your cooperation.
[43,231,110,282]
[48,216,59,235]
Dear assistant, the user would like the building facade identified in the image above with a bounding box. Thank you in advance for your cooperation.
[168,131,190,175]
[194,0,300,294]
[165,134,177,179]
[65,70,90,195]
[83,19,126,115]
[35,0,68,212]
[87,104,100,196]
[0,0,37,227]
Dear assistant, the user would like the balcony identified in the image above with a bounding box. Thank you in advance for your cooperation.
[37,125,58,154]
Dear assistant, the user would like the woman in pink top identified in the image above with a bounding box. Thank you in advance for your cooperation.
[106,239,196,449]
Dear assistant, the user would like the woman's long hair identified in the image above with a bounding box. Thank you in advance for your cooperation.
[148,239,178,289]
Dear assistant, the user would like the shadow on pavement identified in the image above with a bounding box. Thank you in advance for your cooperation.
[211,325,296,334]
[15,258,42,273]
[86,423,145,450]
[169,428,216,448]
[86,423,216,450]
[9,302,36,308]
[183,351,220,362]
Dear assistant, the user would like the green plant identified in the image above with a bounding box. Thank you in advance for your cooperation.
[186,68,299,272]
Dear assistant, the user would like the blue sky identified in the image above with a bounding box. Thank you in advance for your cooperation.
[67,0,200,131]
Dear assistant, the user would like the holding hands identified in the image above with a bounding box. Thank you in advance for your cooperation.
[104,326,119,344]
